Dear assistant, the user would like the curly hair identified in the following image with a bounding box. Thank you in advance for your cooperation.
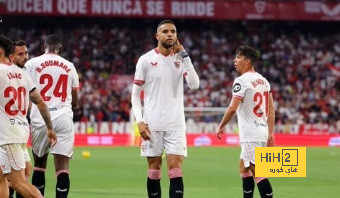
[0,35,12,58]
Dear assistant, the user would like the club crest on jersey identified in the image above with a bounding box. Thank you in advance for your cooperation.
[174,61,180,68]
[233,83,241,93]
[150,62,157,67]
[9,119,15,125]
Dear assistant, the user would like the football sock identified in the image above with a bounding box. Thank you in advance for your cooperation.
[257,178,273,198]
[9,187,14,198]
[56,170,70,198]
[242,176,255,198]
[169,168,183,198]
[169,177,184,198]
[147,177,161,198]
[32,168,46,196]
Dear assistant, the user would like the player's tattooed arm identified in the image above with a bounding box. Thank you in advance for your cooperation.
[267,92,276,147]
[29,89,53,130]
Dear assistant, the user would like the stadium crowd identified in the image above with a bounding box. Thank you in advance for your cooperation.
[2,18,339,133]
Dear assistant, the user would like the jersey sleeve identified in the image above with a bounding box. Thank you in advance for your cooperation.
[23,71,36,93]
[24,59,34,78]
[133,56,147,86]
[232,77,247,99]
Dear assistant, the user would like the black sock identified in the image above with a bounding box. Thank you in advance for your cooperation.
[242,176,255,198]
[32,170,46,196]
[147,177,161,198]
[257,179,273,198]
[56,172,70,198]
[169,177,184,198]
[16,192,24,198]
[9,187,14,198]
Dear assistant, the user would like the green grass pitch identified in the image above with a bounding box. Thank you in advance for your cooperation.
[35,147,340,198]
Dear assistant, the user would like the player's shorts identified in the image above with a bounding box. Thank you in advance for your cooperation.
[240,142,266,168]
[141,130,187,157]
[24,146,30,162]
[0,144,27,174]
[31,115,74,158]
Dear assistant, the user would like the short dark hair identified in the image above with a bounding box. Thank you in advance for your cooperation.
[236,45,259,65]
[0,35,12,58]
[157,20,175,29]
[44,34,63,53]
[11,39,26,54]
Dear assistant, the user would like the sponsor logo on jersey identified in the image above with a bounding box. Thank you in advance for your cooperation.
[233,83,241,92]
[174,61,180,68]
[9,119,15,125]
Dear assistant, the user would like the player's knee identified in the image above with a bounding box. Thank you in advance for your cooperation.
[148,169,161,180]
[254,177,266,184]
[240,170,253,178]
[168,168,182,179]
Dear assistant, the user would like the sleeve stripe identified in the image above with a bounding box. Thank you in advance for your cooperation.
[233,95,243,99]
[134,79,145,85]
[72,87,79,90]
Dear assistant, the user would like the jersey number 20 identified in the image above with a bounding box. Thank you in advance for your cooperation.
[40,74,68,102]
[4,86,27,116]
[253,91,269,117]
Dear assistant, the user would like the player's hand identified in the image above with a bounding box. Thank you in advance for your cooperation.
[47,129,57,147]
[138,122,151,141]
[173,39,185,53]
[267,133,276,147]
[216,125,225,140]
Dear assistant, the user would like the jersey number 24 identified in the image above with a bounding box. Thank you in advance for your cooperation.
[40,74,68,102]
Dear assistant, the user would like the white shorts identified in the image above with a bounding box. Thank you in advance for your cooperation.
[240,142,266,168]
[24,146,30,162]
[0,144,27,174]
[141,130,187,157]
[31,115,74,158]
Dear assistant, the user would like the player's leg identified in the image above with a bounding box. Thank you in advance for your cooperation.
[0,169,9,198]
[166,154,184,198]
[239,159,254,198]
[31,125,50,196]
[142,131,164,198]
[164,130,187,198]
[5,169,43,198]
[1,144,42,198]
[147,157,162,198]
[248,142,273,198]
[31,152,48,196]
[50,115,74,198]
[54,155,70,198]
[14,148,32,198]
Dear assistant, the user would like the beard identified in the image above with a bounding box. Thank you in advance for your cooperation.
[161,40,174,49]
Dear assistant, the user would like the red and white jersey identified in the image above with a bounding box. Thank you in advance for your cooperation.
[0,63,35,145]
[25,53,79,128]
[134,48,189,131]
[232,71,271,142]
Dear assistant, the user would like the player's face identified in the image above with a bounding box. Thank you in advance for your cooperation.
[11,46,28,68]
[233,53,248,73]
[156,23,177,49]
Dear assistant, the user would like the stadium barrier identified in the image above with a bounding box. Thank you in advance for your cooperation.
[69,134,339,147]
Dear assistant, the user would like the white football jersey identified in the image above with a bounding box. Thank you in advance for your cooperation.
[25,53,79,128]
[232,71,271,142]
[0,63,35,145]
[134,48,188,131]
